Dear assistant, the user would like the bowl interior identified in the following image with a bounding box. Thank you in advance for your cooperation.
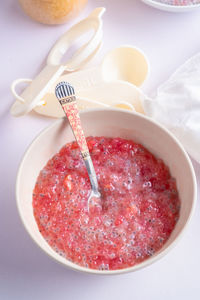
[16,109,196,274]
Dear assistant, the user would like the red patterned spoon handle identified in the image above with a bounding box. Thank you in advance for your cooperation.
[55,82,89,159]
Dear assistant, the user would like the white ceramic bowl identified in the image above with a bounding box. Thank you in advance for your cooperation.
[141,0,200,12]
[16,108,197,275]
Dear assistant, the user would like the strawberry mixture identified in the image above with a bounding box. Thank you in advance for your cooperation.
[33,137,180,270]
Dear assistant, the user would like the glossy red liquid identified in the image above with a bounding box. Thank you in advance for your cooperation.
[33,137,180,270]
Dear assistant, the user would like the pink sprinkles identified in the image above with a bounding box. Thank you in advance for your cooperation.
[153,0,200,6]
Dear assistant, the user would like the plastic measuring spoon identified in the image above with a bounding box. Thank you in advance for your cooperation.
[10,7,105,117]
[52,45,149,89]
[102,46,149,87]
[33,45,149,118]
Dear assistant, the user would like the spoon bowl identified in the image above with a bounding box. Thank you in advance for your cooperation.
[102,46,149,86]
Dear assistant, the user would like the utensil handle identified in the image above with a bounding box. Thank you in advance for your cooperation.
[59,96,99,191]
[47,7,105,71]
[60,97,89,158]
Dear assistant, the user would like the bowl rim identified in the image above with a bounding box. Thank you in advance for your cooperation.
[16,108,197,275]
[141,0,200,12]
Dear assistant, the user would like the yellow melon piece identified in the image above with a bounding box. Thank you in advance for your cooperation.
[19,0,88,25]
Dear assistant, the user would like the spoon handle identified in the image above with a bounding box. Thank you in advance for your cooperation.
[55,82,99,192]
[61,97,89,158]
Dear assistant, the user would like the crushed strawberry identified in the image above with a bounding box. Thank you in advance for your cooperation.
[33,137,180,270]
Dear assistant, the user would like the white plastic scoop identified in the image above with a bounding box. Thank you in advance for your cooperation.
[33,45,149,118]
[10,7,149,118]
[102,46,149,87]
[10,7,105,117]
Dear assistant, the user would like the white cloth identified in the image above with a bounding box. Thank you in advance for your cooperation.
[143,53,200,163]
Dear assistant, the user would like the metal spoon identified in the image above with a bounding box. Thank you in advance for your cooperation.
[55,81,101,210]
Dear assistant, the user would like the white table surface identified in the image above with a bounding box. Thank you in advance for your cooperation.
[1,0,200,299]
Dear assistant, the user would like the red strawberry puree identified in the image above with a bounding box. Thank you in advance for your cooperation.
[33,137,180,270]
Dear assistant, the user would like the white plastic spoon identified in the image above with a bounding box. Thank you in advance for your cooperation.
[34,46,149,118]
